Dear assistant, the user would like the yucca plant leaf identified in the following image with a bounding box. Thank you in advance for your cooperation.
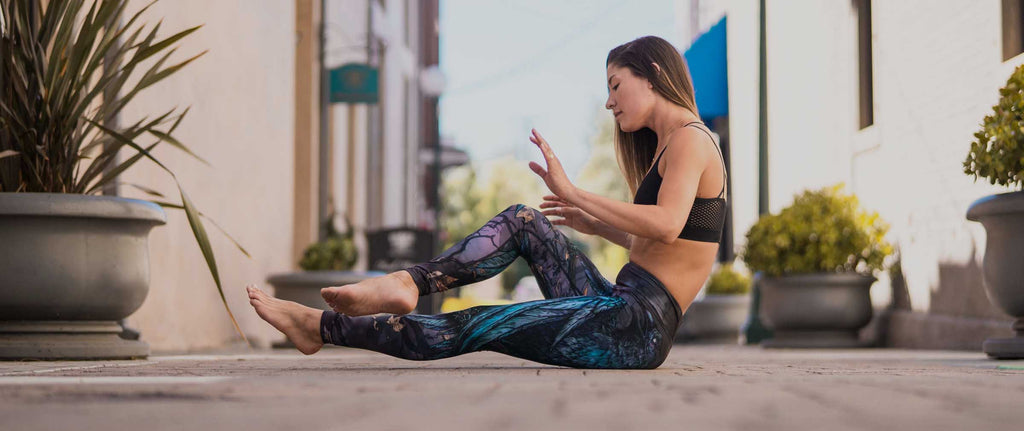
[176,187,249,346]
[78,114,146,154]
[76,104,175,186]
[77,108,175,188]
[121,181,164,198]
[148,200,253,259]
[77,44,177,136]
[83,141,156,194]
[133,24,201,64]
[135,50,206,92]
[85,118,249,345]
[147,129,209,166]
[80,139,154,193]
[42,0,80,88]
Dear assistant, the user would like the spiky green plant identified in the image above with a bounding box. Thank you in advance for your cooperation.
[0,0,249,342]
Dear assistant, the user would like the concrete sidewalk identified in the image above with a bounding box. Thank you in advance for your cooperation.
[1,345,1021,431]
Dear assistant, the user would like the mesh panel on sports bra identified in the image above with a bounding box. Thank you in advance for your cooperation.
[687,198,726,231]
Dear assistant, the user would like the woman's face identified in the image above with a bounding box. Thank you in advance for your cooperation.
[605,64,654,132]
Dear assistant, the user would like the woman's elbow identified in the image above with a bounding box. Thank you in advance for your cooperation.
[657,227,680,245]
[657,219,686,245]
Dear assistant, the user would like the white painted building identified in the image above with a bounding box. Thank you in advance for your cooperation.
[677,0,1020,349]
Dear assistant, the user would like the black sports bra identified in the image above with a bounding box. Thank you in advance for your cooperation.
[632,122,728,243]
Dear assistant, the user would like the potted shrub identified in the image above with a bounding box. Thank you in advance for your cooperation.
[0,1,245,359]
[964,63,1024,359]
[739,184,893,348]
[675,263,751,344]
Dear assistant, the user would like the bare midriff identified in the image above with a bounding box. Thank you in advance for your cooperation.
[629,238,718,315]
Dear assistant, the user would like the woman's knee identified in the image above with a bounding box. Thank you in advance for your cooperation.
[503,204,545,224]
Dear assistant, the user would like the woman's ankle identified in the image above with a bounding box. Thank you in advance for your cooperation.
[400,267,428,296]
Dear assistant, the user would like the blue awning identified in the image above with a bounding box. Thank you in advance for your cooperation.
[683,16,728,120]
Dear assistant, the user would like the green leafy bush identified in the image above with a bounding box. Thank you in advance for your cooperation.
[299,213,358,271]
[739,184,892,277]
[964,63,1024,189]
[705,263,750,295]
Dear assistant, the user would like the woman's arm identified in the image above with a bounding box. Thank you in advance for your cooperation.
[592,220,632,249]
[529,127,709,245]
[569,130,708,244]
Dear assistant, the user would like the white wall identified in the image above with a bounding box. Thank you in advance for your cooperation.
[119,0,296,351]
[697,0,1023,314]
[851,0,1016,312]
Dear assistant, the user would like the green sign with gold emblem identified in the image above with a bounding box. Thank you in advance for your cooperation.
[329,63,379,104]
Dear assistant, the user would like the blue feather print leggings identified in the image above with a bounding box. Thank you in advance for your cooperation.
[319,204,683,369]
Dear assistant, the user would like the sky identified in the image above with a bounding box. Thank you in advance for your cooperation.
[438,0,679,181]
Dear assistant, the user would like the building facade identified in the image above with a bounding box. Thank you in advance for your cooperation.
[678,0,1019,349]
[116,0,441,351]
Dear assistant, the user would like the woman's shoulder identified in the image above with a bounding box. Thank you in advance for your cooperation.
[657,126,717,175]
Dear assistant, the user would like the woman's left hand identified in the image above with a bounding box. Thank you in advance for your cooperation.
[528,128,578,202]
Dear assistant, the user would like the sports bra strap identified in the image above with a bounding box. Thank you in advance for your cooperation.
[684,122,727,199]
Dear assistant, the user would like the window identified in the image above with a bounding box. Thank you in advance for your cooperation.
[856,0,874,129]
[1003,0,1024,60]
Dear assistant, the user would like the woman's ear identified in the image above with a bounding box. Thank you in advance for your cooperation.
[649,63,661,89]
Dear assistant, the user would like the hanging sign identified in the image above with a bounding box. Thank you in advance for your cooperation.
[329,63,379,104]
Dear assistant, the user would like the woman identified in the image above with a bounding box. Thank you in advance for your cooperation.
[247,35,728,369]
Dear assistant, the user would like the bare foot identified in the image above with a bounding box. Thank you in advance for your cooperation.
[320,271,419,316]
[246,284,323,355]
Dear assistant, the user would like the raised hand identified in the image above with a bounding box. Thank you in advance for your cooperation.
[528,128,577,202]
[539,194,600,236]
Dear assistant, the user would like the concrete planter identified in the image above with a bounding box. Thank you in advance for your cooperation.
[676,294,751,344]
[265,270,382,348]
[0,193,166,360]
[966,190,1024,359]
[759,272,876,348]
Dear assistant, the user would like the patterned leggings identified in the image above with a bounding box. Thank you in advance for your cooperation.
[319,204,683,369]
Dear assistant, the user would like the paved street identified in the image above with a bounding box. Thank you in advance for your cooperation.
[1,345,1022,431]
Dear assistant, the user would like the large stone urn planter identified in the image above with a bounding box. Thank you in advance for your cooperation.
[759,273,876,348]
[676,294,751,344]
[266,270,382,348]
[0,193,166,360]
[966,190,1024,359]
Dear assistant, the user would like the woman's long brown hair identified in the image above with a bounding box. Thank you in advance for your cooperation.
[606,36,700,197]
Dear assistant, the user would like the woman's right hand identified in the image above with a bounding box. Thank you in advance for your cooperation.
[539,194,600,235]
